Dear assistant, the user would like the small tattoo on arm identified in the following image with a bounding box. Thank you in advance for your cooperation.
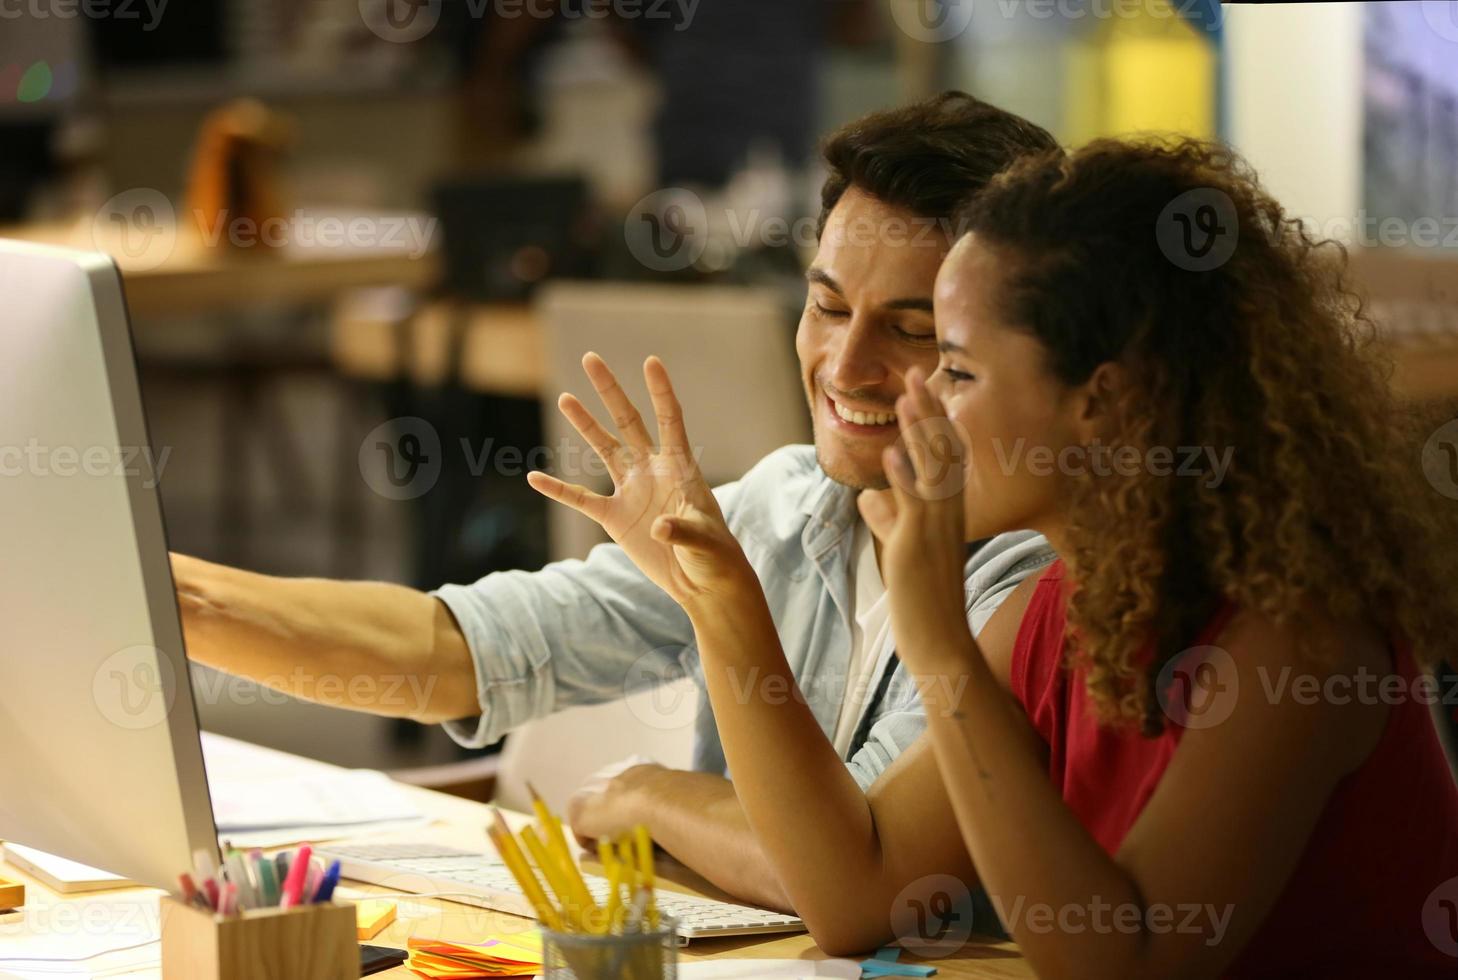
[949,709,995,801]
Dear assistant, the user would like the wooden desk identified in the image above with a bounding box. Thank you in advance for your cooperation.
[2,212,440,319]
[0,737,1028,978]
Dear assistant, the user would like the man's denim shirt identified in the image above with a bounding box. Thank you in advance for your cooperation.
[433,445,1055,790]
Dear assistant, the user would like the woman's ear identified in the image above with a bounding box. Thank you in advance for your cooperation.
[1072,361,1127,443]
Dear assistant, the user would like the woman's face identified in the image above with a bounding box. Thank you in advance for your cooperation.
[927,234,1092,543]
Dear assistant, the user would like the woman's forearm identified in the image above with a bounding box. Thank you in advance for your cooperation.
[171,553,480,723]
[683,588,900,953]
[913,636,1153,980]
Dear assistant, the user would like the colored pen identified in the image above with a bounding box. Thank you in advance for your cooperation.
[219,881,238,916]
[193,848,217,882]
[223,854,254,910]
[274,852,290,890]
[256,852,280,906]
[313,860,342,904]
[177,872,204,910]
[302,859,322,906]
[201,876,221,912]
[279,845,312,909]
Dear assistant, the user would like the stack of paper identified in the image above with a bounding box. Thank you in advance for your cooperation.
[202,733,427,847]
[405,931,544,978]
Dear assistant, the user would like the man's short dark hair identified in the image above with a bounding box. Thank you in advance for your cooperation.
[817,91,1059,236]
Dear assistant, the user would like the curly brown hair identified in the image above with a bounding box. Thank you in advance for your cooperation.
[959,138,1458,733]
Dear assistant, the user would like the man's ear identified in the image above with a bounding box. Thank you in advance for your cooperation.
[1071,361,1126,443]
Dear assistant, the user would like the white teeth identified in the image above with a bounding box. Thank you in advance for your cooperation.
[832,400,896,426]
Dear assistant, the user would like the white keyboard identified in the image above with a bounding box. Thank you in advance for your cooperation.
[315,841,805,940]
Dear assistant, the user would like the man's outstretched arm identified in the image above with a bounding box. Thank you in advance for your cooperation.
[171,553,481,724]
[568,764,793,913]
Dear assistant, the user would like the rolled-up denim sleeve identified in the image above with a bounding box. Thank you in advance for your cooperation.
[431,480,744,749]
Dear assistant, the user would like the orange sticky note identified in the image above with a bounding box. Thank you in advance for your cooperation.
[0,875,24,911]
[356,898,397,940]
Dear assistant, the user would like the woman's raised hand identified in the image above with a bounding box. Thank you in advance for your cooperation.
[857,367,976,665]
[527,353,754,606]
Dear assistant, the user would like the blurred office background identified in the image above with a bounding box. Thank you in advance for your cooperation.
[2,0,1455,788]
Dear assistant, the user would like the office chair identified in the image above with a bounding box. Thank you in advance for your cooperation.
[490,681,700,815]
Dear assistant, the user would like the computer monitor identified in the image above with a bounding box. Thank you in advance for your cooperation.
[0,239,219,888]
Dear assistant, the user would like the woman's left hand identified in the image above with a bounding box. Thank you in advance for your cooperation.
[857,367,977,670]
[527,353,757,609]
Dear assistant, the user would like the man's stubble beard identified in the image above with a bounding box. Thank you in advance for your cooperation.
[813,437,891,492]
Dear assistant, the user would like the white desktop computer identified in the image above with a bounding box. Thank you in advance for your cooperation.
[0,239,219,888]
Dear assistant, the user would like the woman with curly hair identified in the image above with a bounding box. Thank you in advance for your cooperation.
[527,138,1458,976]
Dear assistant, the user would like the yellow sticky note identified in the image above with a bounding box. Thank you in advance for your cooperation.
[356,898,397,940]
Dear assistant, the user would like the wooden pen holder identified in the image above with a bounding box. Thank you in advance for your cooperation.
[159,896,359,980]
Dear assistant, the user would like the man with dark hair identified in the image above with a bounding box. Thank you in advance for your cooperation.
[174,92,1059,910]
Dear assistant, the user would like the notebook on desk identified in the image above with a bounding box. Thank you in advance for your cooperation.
[0,843,129,894]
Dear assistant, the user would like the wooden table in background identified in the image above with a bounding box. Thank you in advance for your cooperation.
[2,213,440,319]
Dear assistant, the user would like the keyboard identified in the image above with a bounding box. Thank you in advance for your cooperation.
[315,841,806,940]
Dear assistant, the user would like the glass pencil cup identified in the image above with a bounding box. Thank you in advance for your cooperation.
[541,917,680,980]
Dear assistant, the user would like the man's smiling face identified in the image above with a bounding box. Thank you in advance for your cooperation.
[796,188,952,489]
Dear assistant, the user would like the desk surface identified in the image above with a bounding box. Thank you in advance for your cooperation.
[0,736,1029,978]
[2,213,440,319]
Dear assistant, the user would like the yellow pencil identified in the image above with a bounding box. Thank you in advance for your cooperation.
[520,825,581,929]
[634,824,658,928]
[616,834,636,884]
[597,838,618,877]
[521,828,571,910]
[528,783,598,918]
[604,857,624,932]
[487,811,562,931]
